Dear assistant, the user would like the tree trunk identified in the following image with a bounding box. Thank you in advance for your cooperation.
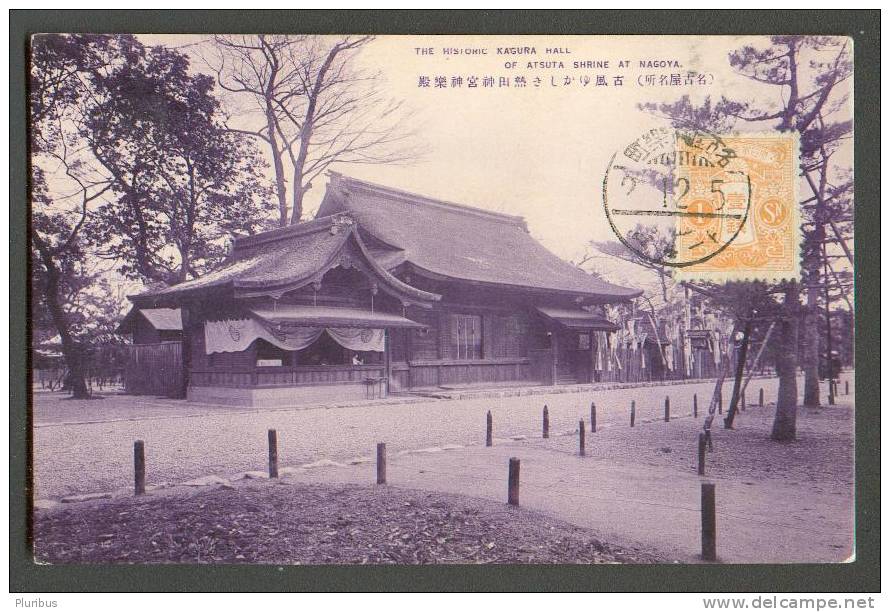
[34,243,90,399]
[289,122,314,225]
[802,284,821,407]
[290,176,306,225]
[802,220,826,406]
[771,283,800,441]
[264,103,289,227]
[723,319,751,429]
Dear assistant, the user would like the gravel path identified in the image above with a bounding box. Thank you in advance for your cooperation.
[33,374,850,500]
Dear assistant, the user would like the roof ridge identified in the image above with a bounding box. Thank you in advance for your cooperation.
[232,214,343,254]
[329,172,529,230]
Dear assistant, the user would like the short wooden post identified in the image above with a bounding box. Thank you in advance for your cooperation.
[486,411,493,447]
[701,483,717,561]
[697,433,706,476]
[845,380,849,395]
[590,402,597,433]
[507,457,520,506]
[134,440,145,496]
[630,400,636,427]
[268,429,278,478]
[579,420,586,457]
[828,381,836,405]
[718,391,723,414]
[741,391,746,412]
[664,396,670,422]
[542,405,550,439]
[376,442,386,485]
[759,387,764,407]
[693,393,698,418]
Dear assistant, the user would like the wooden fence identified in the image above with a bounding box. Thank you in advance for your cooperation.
[123,341,183,397]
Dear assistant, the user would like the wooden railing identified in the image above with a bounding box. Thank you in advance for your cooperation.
[190,364,386,389]
[399,357,535,389]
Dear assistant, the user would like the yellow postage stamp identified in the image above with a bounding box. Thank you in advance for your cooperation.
[673,132,800,282]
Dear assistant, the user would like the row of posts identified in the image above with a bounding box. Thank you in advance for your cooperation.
[133,429,385,492]
[479,386,791,562]
[128,380,853,562]
[137,433,722,562]
[131,380,841,496]
[482,388,769,447]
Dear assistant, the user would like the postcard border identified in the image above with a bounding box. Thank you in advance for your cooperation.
[10,8,881,594]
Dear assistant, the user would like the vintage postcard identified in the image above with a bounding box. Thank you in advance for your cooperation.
[26,30,858,575]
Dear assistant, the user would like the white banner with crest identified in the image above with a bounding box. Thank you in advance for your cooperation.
[204,319,384,355]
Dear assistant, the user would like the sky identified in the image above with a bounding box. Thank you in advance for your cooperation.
[117,35,855,302]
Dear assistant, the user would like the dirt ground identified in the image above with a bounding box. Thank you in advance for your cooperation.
[33,480,663,564]
[534,400,855,496]
[32,375,801,500]
[30,377,854,564]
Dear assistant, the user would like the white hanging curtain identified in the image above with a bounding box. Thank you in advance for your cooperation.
[326,327,385,352]
[204,318,385,355]
[205,319,323,354]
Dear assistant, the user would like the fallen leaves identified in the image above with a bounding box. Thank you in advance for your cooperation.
[34,482,662,565]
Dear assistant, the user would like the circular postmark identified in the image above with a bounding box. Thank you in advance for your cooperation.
[602,127,752,269]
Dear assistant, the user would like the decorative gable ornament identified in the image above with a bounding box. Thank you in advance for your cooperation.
[330,214,355,235]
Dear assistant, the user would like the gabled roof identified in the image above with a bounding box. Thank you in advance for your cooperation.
[116,308,182,334]
[131,214,440,308]
[132,174,641,308]
[316,173,642,301]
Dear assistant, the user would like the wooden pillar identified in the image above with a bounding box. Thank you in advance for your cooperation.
[268,429,279,478]
[701,483,717,561]
[406,311,416,388]
[508,458,520,505]
[376,443,386,485]
[550,330,559,386]
[134,440,145,495]
[384,328,392,397]
[579,420,585,457]
[590,331,598,383]
[697,433,706,476]
[178,304,193,399]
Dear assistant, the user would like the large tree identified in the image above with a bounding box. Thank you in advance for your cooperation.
[30,34,274,396]
[82,39,274,284]
[727,36,853,409]
[639,36,853,439]
[207,35,420,225]
[30,34,121,397]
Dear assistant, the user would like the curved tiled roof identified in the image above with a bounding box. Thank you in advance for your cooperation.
[131,215,438,307]
[316,174,641,301]
[139,220,348,300]
[134,174,641,306]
